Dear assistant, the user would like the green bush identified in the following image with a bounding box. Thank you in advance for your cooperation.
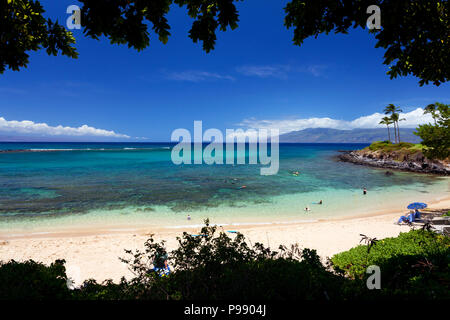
[367,141,420,152]
[331,230,450,299]
[99,221,351,300]
[414,102,449,160]
[0,259,71,300]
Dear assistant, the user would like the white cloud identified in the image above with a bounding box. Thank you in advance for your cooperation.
[234,108,434,136]
[165,64,327,82]
[0,117,130,138]
[236,65,291,78]
[165,70,234,82]
[305,65,327,77]
[236,64,327,78]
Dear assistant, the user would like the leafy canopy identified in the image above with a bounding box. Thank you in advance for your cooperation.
[414,102,450,160]
[1,0,449,86]
[1,0,241,73]
[79,0,241,53]
[0,0,78,73]
[0,259,71,299]
[284,0,450,86]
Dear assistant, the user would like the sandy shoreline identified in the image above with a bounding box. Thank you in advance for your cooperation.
[1,197,449,285]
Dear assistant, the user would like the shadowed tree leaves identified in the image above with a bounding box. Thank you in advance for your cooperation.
[1,0,449,87]
[79,0,172,50]
[284,0,450,86]
[80,0,241,52]
[0,0,242,74]
[0,0,78,73]
[178,0,240,52]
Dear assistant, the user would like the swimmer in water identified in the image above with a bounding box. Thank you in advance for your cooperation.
[363,188,367,195]
[319,200,323,204]
[187,215,191,220]
[304,207,310,212]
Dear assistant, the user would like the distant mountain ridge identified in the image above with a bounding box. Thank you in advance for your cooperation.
[279,128,421,143]
[0,128,422,143]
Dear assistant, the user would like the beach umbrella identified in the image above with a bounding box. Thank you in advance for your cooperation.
[407,202,428,210]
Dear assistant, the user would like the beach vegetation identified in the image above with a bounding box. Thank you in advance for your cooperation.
[0,259,71,300]
[103,220,349,300]
[414,102,450,160]
[365,141,426,159]
[373,102,449,160]
[1,225,449,300]
[331,229,450,299]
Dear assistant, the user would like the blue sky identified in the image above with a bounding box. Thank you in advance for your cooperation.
[0,0,449,141]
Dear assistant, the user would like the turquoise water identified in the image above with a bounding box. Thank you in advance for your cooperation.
[0,142,448,232]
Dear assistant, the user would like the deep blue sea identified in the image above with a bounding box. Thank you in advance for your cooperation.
[0,142,448,231]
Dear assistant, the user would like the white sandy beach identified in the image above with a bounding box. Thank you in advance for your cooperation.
[1,198,449,286]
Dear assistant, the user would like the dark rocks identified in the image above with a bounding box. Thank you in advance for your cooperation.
[337,151,449,175]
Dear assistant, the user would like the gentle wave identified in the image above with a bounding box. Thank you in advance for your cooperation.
[0,147,171,153]
[166,219,319,229]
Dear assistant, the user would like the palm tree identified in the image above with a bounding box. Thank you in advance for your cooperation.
[391,114,398,143]
[384,104,403,143]
[379,116,393,143]
[390,113,406,143]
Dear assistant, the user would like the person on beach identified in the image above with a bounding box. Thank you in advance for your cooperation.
[414,209,421,220]
[397,211,415,224]
[154,253,171,277]
[161,259,171,277]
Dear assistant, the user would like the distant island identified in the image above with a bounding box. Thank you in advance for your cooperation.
[279,128,421,143]
[333,103,449,175]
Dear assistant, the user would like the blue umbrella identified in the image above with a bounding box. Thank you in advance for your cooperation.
[407,202,428,210]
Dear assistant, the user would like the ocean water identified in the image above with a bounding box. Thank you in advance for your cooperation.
[0,142,448,232]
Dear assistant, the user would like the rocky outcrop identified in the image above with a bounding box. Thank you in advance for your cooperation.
[337,149,450,175]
